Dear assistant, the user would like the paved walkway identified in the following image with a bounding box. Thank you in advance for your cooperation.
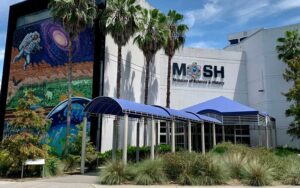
[0,174,297,188]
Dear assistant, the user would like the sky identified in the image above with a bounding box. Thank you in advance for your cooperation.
[1,0,300,81]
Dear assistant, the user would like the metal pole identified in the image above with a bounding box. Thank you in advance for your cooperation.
[201,122,205,154]
[258,125,261,146]
[212,123,216,147]
[171,120,175,153]
[265,126,269,149]
[188,121,192,152]
[123,114,128,165]
[80,116,87,174]
[151,118,155,160]
[222,124,225,142]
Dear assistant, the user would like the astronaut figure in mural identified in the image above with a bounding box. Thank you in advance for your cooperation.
[13,31,42,70]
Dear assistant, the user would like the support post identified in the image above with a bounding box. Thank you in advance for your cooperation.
[258,125,261,146]
[265,126,269,149]
[151,118,155,160]
[157,120,161,145]
[171,120,175,153]
[212,123,216,147]
[201,122,205,154]
[136,119,141,162]
[81,116,87,174]
[222,124,225,142]
[166,122,170,145]
[188,121,192,153]
[112,118,118,162]
[123,114,128,165]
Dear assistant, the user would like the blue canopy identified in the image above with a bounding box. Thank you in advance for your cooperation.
[153,106,202,122]
[183,96,259,116]
[84,97,170,119]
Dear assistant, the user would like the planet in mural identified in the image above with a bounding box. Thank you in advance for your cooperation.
[47,97,91,155]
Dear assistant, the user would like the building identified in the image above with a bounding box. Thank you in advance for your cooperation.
[0,0,299,154]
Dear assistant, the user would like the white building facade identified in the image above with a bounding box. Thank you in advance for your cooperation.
[100,23,300,151]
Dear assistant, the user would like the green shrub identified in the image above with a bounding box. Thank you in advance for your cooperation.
[99,161,131,185]
[274,147,300,157]
[45,156,64,176]
[282,156,300,185]
[212,142,251,156]
[223,152,247,179]
[191,154,228,185]
[243,159,274,186]
[134,159,166,185]
[162,152,198,181]
[0,150,12,176]
[63,154,80,172]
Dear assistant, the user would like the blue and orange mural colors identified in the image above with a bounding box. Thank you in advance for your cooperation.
[5,17,95,155]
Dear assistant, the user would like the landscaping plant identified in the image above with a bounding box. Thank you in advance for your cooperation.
[1,90,51,175]
[242,159,274,186]
[133,159,166,185]
[99,161,131,185]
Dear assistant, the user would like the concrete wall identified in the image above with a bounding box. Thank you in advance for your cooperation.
[159,48,247,110]
[226,24,300,148]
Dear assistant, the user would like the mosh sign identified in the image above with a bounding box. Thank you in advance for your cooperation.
[173,62,225,85]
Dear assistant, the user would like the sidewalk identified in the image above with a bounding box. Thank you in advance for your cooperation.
[0,174,297,188]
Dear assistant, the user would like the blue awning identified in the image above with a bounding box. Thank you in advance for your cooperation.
[153,105,202,122]
[84,96,170,119]
[183,96,259,116]
[184,111,222,124]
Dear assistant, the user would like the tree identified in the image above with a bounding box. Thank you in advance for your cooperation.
[1,90,51,174]
[134,9,168,145]
[164,10,188,108]
[49,0,96,155]
[100,0,141,160]
[276,30,300,138]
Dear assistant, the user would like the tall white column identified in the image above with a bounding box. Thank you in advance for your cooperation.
[201,122,205,154]
[151,118,155,160]
[258,125,261,146]
[222,124,225,142]
[80,116,87,174]
[136,119,140,162]
[166,122,170,145]
[157,120,161,145]
[171,120,175,153]
[265,126,269,149]
[188,121,192,153]
[212,123,216,147]
[123,114,128,165]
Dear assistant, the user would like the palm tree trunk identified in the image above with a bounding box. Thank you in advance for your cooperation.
[116,45,122,98]
[112,45,122,161]
[143,57,151,146]
[64,41,73,156]
[166,55,172,108]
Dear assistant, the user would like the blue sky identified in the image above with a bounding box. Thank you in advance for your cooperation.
[1,0,300,80]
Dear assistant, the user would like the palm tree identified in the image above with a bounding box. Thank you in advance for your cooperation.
[100,0,141,161]
[164,10,188,108]
[134,9,168,145]
[276,30,300,63]
[49,0,96,156]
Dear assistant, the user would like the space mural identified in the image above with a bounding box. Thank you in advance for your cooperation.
[5,18,94,155]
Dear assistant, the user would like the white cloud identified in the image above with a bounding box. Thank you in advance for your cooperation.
[184,0,300,29]
[188,41,218,49]
[184,0,222,28]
